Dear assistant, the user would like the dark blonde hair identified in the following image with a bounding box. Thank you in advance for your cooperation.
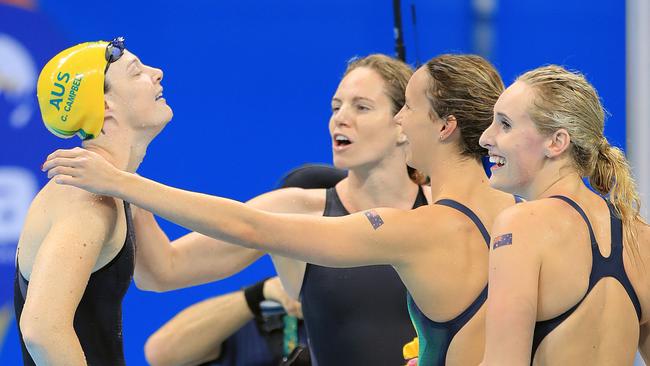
[343,54,427,184]
[423,54,505,161]
[518,65,646,262]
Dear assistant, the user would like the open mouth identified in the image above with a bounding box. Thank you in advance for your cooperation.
[488,155,506,168]
[334,134,352,148]
[155,90,164,101]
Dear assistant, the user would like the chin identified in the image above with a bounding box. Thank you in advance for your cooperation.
[164,106,174,121]
[489,177,518,195]
[332,157,351,170]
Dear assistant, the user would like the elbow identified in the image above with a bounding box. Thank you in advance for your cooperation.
[19,318,43,352]
[133,269,176,292]
[133,275,171,292]
[144,332,175,366]
[19,313,60,355]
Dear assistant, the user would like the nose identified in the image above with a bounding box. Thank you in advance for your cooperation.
[331,105,351,127]
[394,106,405,125]
[149,66,163,83]
[479,123,494,149]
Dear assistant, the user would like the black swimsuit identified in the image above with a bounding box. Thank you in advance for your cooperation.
[14,202,135,366]
[531,196,642,363]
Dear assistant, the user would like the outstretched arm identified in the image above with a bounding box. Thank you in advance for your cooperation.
[44,148,425,268]
[130,185,322,292]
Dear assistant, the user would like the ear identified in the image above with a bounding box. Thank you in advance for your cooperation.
[101,99,118,135]
[438,115,458,141]
[544,128,571,158]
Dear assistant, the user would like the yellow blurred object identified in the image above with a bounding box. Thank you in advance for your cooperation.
[403,336,419,360]
[37,41,109,140]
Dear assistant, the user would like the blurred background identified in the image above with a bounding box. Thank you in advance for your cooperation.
[1,0,647,364]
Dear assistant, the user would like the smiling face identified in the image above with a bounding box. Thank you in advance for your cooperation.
[328,66,402,170]
[479,81,549,195]
[104,50,173,134]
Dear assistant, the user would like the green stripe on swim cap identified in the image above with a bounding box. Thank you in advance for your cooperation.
[45,124,77,139]
[76,129,95,140]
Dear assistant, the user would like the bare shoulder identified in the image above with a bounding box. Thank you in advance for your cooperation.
[247,187,326,215]
[492,198,574,249]
[39,180,121,226]
[18,180,122,277]
[400,204,461,244]
[495,198,568,225]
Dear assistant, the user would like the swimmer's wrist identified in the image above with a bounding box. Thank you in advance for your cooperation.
[112,170,136,199]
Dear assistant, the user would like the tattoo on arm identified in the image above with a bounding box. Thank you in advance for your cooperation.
[492,233,513,250]
[364,210,384,230]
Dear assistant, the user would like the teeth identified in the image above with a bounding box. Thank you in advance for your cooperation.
[489,156,506,165]
[335,135,350,142]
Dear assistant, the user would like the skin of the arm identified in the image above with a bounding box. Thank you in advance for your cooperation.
[132,187,321,292]
[44,148,427,268]
[481,204,545,366]
[144,291,252,366]
[144,277,301,366]
[19,186,118,365]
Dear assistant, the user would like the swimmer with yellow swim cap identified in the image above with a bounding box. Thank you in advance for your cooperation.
[36,36,172,139]
[15,38,171,365]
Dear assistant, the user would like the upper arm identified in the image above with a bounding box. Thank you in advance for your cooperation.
[21,194,116,327]
[483,205,544,365]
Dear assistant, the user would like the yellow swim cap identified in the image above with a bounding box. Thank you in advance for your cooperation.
[37,41,110,140]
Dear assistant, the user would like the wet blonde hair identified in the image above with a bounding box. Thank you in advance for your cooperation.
[343,54,427,184]
[518,65,646,263]
[423,54,505,162]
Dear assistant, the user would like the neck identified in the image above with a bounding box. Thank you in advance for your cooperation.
[82,129,152,173]
[337,154,420,212]
[425,153,491,201]
[525,162,585,200]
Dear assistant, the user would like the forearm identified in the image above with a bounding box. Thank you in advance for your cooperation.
[114,173,386,267]
[145,291,253,366]
[116,172,268,250]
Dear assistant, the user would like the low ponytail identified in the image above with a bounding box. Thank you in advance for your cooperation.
[590,140,645,264]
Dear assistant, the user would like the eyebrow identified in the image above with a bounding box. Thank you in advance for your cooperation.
[126,58,141,71]
[496,112,512,122]
[331,96,375,103]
